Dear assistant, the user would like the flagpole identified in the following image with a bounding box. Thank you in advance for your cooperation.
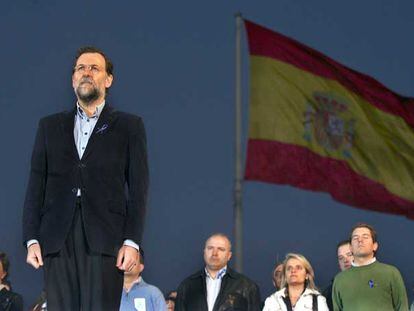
[234,12,243,272]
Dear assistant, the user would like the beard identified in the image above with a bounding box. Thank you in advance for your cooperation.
[75,79,102,105]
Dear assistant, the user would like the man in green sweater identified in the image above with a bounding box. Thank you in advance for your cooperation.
[332,223,408,311]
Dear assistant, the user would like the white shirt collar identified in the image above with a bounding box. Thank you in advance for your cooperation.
[205,266,227,280]
[124,276,142,293]
[76,100,105,119]
[352,257,376,267]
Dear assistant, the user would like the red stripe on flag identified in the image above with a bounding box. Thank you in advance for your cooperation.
[244,20,414,128]
[245,139,414,219]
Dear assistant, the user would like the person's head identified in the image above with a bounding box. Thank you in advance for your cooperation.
[281,253,316,290]
[0,252,9,285]
[165,290,177,311]
[72,46,114,105]
[272,263,283,290]
[337,240,353,271]
[124,249,145,278]
[203,233,232,274]
[349,223,378,259]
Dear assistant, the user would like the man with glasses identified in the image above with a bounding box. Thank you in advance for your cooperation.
[23,46,149,310]
[332,223,408,311]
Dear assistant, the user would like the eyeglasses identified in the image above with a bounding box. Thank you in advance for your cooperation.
[73,64,102,74]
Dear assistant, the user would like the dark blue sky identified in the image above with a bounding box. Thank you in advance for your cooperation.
[1,0,413,306]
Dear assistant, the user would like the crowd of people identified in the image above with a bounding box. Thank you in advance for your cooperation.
[1,222,413,310]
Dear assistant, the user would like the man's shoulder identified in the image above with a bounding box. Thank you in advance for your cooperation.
[177,269,204,294]
[374,261,398,270]
[333,267,353,285]
[39,110,73,123]
[374,261,404,279]
[226,268,259,290]
[227,268,255,283]
[138,279,164,296]
[111,109,142,122]
[180,269,204,283]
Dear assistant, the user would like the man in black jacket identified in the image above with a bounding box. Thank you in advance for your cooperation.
[322,239,353,310]
[22,46,148,310]
[176,233,261,311]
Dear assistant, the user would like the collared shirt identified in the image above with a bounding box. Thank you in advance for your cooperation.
[74,101,105,196]
[73,101,139,250]
[352,257,376,267]
[120,277,167,311]
[74,101,105,159]
[205,266,227,311]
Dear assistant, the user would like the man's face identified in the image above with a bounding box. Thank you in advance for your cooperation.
[124,254,144,278]
[351,227,378,259]
[203,236,232,272]
[337,243,353,271]
[273,264,283,289]
[72,53,113,105]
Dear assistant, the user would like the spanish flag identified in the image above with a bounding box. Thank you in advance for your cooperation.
[244,20,414,219]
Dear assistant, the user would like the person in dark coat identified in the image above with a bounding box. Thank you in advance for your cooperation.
[22,46,149,311]
[0,252,23,311]
[176,233,261,311]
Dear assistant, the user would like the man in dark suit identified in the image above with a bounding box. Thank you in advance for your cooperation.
[22,46,149,310]
[176,233,261,311]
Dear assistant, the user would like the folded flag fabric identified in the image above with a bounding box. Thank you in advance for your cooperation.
[244,20,414,219]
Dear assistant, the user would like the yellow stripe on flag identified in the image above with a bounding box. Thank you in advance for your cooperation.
[249,55,414,201]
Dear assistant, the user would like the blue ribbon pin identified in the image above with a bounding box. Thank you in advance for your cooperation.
[368,279,374,288]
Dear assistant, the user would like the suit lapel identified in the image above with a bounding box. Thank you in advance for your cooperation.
[60,108,79,160]
[81,104,116,160]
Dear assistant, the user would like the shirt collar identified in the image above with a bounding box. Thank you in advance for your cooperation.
[279,287,314,298]
[205,266,227,280]
[124,276,142,293]
[76,100,105,119]
[352,257,376,267]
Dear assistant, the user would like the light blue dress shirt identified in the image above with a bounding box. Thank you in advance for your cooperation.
[120,277,167,311]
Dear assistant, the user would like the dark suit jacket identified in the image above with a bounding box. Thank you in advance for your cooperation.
[176,268,261,311]
[22,104,148,256]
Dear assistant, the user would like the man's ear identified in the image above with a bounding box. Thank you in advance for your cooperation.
[373,242,378,253]
[139,263,145,274]
[105,74,113,88]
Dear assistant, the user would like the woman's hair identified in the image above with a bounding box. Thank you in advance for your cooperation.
[0,252,10,285]
[280,253,317,290]
[272,262,283,289]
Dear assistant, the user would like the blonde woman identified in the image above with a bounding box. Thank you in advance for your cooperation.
[263,253,328,311]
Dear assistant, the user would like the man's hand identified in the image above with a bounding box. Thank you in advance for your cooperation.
[116,245,138,271]
[27,243,43,269]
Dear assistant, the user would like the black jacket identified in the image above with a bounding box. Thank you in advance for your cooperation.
[176,268,261,311]
[0,288,23,311]
[22,105,149,256]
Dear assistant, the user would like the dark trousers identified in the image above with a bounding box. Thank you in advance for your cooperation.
[44,199,123,311]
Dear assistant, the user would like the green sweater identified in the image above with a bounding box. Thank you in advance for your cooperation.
[332,260,408,311]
